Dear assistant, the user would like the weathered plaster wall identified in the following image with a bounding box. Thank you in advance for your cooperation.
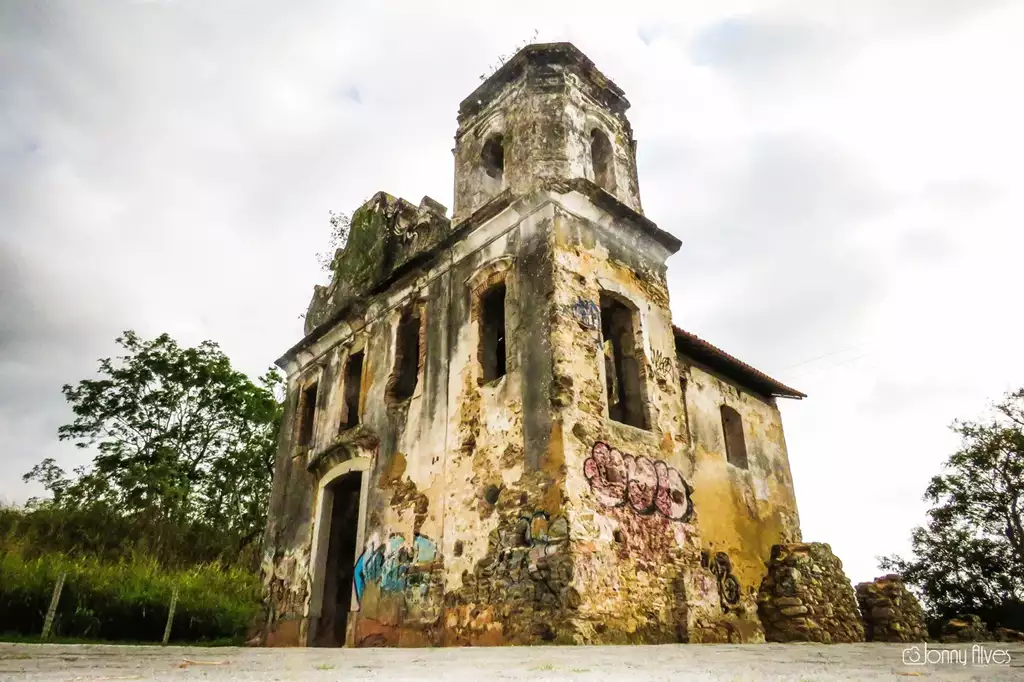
[260,386,318,646]
[262,193,458,646]
[681,361,802,608]
[545,196,763,644]
[262,196,574,647]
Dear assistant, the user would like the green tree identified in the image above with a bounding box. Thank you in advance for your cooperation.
[881,389,1024,630]
[24,331,282,554]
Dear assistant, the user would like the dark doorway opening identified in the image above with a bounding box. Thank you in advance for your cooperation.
[316,473,361,647]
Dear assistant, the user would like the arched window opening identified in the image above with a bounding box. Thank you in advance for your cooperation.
[340,351,364,431]
[721,405,748,469]
[599,293,648,429]
[388,309,421,403]
[590,129,615,194]
[298,380,319,447]
[480,282,507,382]
[481,134,505,181]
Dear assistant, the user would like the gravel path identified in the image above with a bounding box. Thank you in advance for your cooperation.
[2,641,1022,681]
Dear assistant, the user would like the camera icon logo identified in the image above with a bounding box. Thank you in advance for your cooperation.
[903,644,926,666]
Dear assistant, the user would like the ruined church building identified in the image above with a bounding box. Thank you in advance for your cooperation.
[260,43,808,648]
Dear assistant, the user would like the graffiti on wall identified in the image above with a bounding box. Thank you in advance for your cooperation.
[649,349,675,384]
[354,533,438,605]
[557,299,600,330]
[584,442,694,522]
[701,550,741,612]
[473,510,575,607]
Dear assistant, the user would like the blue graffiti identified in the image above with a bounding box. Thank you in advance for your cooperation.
[353,552,367,603]
[560,299,600,330]
[353,533,437,604]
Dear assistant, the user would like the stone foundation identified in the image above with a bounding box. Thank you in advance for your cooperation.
[756,543,865,643]
[855,574,926,642]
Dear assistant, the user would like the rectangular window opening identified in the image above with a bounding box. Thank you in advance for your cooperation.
[480,283,507,382]
[721,405,749,469]
[599,293,648,430]
[389,310,421,402]
[341,351,364,431]
[298,381,319,447]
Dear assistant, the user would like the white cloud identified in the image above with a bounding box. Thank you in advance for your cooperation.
[2,0,1022,584]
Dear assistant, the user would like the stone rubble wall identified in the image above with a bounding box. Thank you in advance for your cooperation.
[756,543,865,643]
[855,574,927,642]
[939,614,992,643]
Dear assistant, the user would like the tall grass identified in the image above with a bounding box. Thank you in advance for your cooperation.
[0,550,261,643]
[0,505,262,643]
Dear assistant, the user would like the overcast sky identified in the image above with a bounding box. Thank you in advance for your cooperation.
[2,0,1022,583]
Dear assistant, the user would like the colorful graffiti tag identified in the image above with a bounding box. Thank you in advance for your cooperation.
[354,533,437,604]
[583,441,694,522]
[557,299,600,330]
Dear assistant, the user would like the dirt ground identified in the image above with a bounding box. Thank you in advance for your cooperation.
[2,641,1022,681]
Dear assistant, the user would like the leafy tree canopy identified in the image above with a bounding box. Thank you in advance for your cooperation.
[881,389,1024,630]
[23,331,282,560]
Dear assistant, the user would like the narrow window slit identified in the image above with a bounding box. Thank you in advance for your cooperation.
[341,351,364,431]
[721,405,748,469]
[298,381,319,447]
[480,282,507,382]
[591,129,615,194]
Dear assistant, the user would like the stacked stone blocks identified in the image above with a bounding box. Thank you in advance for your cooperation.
[855,574,927,642]
[756,543,865,644]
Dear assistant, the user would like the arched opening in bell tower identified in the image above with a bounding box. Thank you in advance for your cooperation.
[590,128,616,194]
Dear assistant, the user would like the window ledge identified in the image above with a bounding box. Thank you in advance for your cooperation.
[604,417,660,440]
[478,374,507,389]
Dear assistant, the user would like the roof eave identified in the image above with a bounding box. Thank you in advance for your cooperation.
[672,325,806,401]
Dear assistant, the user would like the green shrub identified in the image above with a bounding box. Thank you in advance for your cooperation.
[0,505,261,570]
[0,550,260,643]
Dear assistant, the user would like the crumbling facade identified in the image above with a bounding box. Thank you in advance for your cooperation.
[259,42,807,648]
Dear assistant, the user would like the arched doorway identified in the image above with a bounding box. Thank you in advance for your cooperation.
[308,457,370,647]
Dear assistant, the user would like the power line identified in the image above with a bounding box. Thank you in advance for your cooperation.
[779,342,871,371]
[788,352,875,379]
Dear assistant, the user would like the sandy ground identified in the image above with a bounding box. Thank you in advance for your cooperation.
[2,641,1022,681]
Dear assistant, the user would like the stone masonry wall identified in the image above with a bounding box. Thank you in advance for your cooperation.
[757,543,865,643]
[856,574,926,642]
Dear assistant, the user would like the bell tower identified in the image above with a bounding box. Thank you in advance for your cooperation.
[452,43,644,223]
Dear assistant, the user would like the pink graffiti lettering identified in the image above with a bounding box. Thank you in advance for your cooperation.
[584,442,694,522]
[653,460,691,521]
[626,455,658,514]
[582,441,627,507]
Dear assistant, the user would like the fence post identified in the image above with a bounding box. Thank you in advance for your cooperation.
[162,586,179,645]
[41,572,66,640]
